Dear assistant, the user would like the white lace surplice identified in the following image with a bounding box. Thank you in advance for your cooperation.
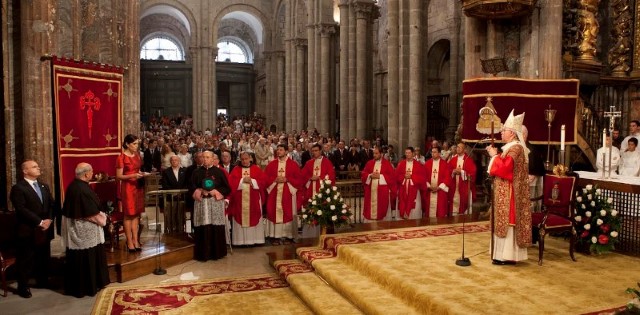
[194,198,226,227]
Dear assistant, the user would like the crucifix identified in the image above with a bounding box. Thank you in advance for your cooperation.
[603,106,622,179]
[80,90,101,139]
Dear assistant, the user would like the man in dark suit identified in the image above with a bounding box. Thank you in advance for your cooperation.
[9,160,55,298]
[143,139,161,172]
[331,140,350,178]
[220,150,236,174]
[160,155,188,233]
[300,143,312,168]
[359,140,374,169]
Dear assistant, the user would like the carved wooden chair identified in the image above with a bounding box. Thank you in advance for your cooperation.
[0,211,17,297]
[531,174,577,265]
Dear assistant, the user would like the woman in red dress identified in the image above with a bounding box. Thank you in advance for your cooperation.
[116,134,145,252]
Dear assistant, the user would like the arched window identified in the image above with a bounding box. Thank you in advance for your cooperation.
[217,39,252,64]
[140,36,185,61]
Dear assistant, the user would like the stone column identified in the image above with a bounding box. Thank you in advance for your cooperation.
[338,0,350,140]
[295,39,307,131]
[285,3,293,131]
[354,1,374,138]
[307,25,316,130]
[285,38,293,130]
[210,47,218,130]
[347,3,357,138]
[193,46,214,130]
[408,0,424,148]
[464,17,486,78]
[539,0,563,78]
[314,25,322,131]
[262,52,272,124]
[398,0,409,146]
[447,6,461,140]
[319,24,336,134]
[387,0,399,148]
[289,39,297,131]
[20,0,58,189]
[277,51,286,131]
[190,47,201,129]
[123,0,140,137]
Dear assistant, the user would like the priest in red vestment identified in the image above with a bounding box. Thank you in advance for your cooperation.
[227,152,266,246]
[265,144,303,243]
[302,143,336,202]
[395,147,426,219]
[361,147,397,221]
[424,147,451,218]
[448,142,477,215]
[487,110,531,265]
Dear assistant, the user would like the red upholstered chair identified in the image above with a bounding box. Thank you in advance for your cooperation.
[531,174,577,265]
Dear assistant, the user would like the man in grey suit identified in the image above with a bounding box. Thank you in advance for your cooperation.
[9,160,55,298]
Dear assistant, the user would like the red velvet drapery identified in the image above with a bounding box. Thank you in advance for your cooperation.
[462,78,579,144]
[53,57,123,202]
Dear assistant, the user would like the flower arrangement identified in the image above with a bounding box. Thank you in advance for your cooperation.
[621,282,640,314]
[573,184,621,254]
[300,176,352,229]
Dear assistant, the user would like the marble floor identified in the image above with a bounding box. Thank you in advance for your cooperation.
[0,237,280,315]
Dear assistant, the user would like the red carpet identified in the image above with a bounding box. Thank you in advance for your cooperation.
[92,274,288,314]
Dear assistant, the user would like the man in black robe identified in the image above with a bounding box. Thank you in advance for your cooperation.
[61,162,110,298]
[190,151,231,261]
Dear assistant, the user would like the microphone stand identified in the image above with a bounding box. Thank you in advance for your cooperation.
[455,174,472,266]
[153,191,166,275]
[455,136,490,267]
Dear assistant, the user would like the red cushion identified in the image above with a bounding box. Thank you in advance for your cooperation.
[544,214,572,228]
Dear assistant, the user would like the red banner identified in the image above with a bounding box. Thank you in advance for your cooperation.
[53,57,123,202]
[462,78,579,144]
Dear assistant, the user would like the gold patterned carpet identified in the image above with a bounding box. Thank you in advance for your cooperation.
[92,274,311,315]
[94,223,639,314]
[278,223,640,315]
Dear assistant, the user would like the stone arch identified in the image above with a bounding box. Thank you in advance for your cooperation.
[217,18,259,63]
[218,36,254,63]
[140,14,190,60]
[140,31,186,60]
[212,4,271,57]
[426,38,450,95]
[140,0,198,47]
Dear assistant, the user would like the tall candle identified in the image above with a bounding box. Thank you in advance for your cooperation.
[603,128,607,148]
[560,125,565,151]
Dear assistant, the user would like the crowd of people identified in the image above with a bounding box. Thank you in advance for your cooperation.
[130,114,492,254]
[8,110,566,300]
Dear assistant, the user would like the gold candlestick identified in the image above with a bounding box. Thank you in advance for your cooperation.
[544,105,557,171]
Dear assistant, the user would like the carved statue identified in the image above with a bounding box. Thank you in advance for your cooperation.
[607,0,632,76]
[576,0,601,62]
